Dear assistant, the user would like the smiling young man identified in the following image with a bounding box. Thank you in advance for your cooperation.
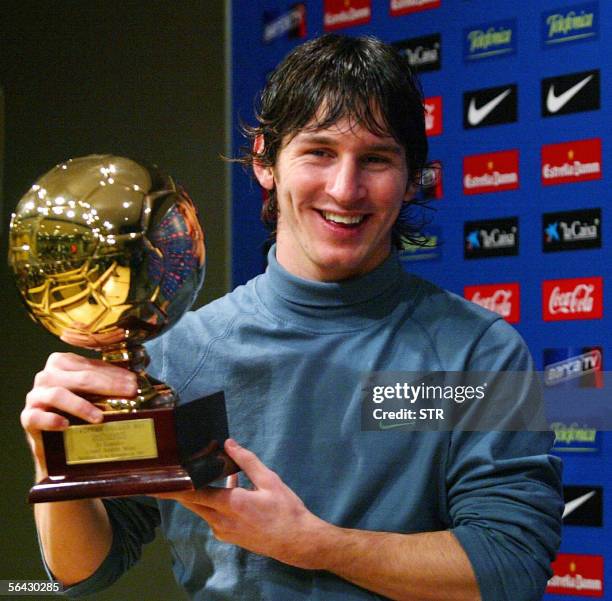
[23,35,562,601]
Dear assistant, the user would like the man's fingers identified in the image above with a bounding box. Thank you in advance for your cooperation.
[224,439,279,489]
[21,407,70,432]
[25,386,104,426]
[34,364,137,397]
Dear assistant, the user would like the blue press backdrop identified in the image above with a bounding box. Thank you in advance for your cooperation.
[231,2,610,597]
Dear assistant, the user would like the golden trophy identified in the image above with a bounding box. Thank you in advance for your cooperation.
[9,155,236,503]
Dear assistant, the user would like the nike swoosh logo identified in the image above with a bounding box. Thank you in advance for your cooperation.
[563,490,596,518]
[468,88,512,126]
[547,75,593,113]
[378,421,416,430]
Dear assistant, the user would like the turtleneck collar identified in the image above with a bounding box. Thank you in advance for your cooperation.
[253,244,411,332]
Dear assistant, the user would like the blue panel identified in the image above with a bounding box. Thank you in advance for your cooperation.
[231,1,611,594]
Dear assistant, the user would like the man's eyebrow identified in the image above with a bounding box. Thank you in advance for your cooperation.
[295,134,403,154]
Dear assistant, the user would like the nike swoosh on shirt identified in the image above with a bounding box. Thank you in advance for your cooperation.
[378,421,417,430]
[562,490,596,518]
[467,88,512,125]
[546,75,593,113]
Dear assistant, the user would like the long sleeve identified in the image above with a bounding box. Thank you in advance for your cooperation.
[55,496,160,598]
[448,319,563,601]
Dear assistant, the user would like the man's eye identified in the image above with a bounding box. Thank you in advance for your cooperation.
[308,149,329,157]
[364,156,389,165]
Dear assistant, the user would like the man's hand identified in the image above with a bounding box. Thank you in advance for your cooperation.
[158,439,330,569]
[22,352,137,479]
[20,352,134,585]
[159,440,481,601]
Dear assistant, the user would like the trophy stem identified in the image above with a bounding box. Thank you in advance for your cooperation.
[98,344,175,411]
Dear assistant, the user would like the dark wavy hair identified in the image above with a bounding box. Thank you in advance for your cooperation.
[237,34,430,249]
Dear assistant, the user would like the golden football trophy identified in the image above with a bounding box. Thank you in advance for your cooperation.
[9,155,236,503]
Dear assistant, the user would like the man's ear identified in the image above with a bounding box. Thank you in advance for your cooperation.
[252,135,274,191]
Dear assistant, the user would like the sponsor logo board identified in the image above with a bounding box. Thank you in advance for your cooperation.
[424,96,442,136]
[390,0,440,17]
[543,208,601,252]
[421,160,443,199]
[547,553,604,597]
[463,84,517,129]
[464,19,516,61]
[542,138,602,185]
[393,33,441,73]
[542,69,600,117]
[399,228,441,262]
[542,2,599,47]
[544,347,603,388]
[464,217,518,259]
[562,486,603,527]
[262,4,306,43]
[551,422,600,453]
[324,0,371,31]
[463,150,519,195]
[464,282,520,323]
[542,277,603,321]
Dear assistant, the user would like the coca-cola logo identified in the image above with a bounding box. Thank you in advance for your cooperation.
[543,277,603,321]
[464,283,520,323]
[549,284,594,314]
[472,290,512,316]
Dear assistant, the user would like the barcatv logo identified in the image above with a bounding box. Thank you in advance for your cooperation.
[543,276,603,321]
[542,69,600,117]
[463,150,519,195]
[464,19,516,61]
[464,282,520,323]
[390,0,440,17]
[424,96,442,136]
[323,0,371,31]
[262,4,306,43]
[463,84,517,129]
[542,138,602,185]
[542,2,599,47]
[563,486,603,526]
[543,208,601,252]
[552,422,600,453]
[544,347,603,387]
[464,217,518,259]
[547,554,604,597]
[393,33,441,73]
[421,160,443,199]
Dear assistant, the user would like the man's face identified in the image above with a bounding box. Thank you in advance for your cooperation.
[254,117,412,282]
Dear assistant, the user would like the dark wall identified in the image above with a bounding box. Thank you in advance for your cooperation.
[0,2,227,599]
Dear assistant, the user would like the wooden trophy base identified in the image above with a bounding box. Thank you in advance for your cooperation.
[29,392,236,503]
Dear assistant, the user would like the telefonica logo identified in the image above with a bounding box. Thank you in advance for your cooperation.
[464,19,516,61]
[542,2,598,47]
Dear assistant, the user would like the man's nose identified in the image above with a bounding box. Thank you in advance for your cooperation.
[325,158,366,204]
